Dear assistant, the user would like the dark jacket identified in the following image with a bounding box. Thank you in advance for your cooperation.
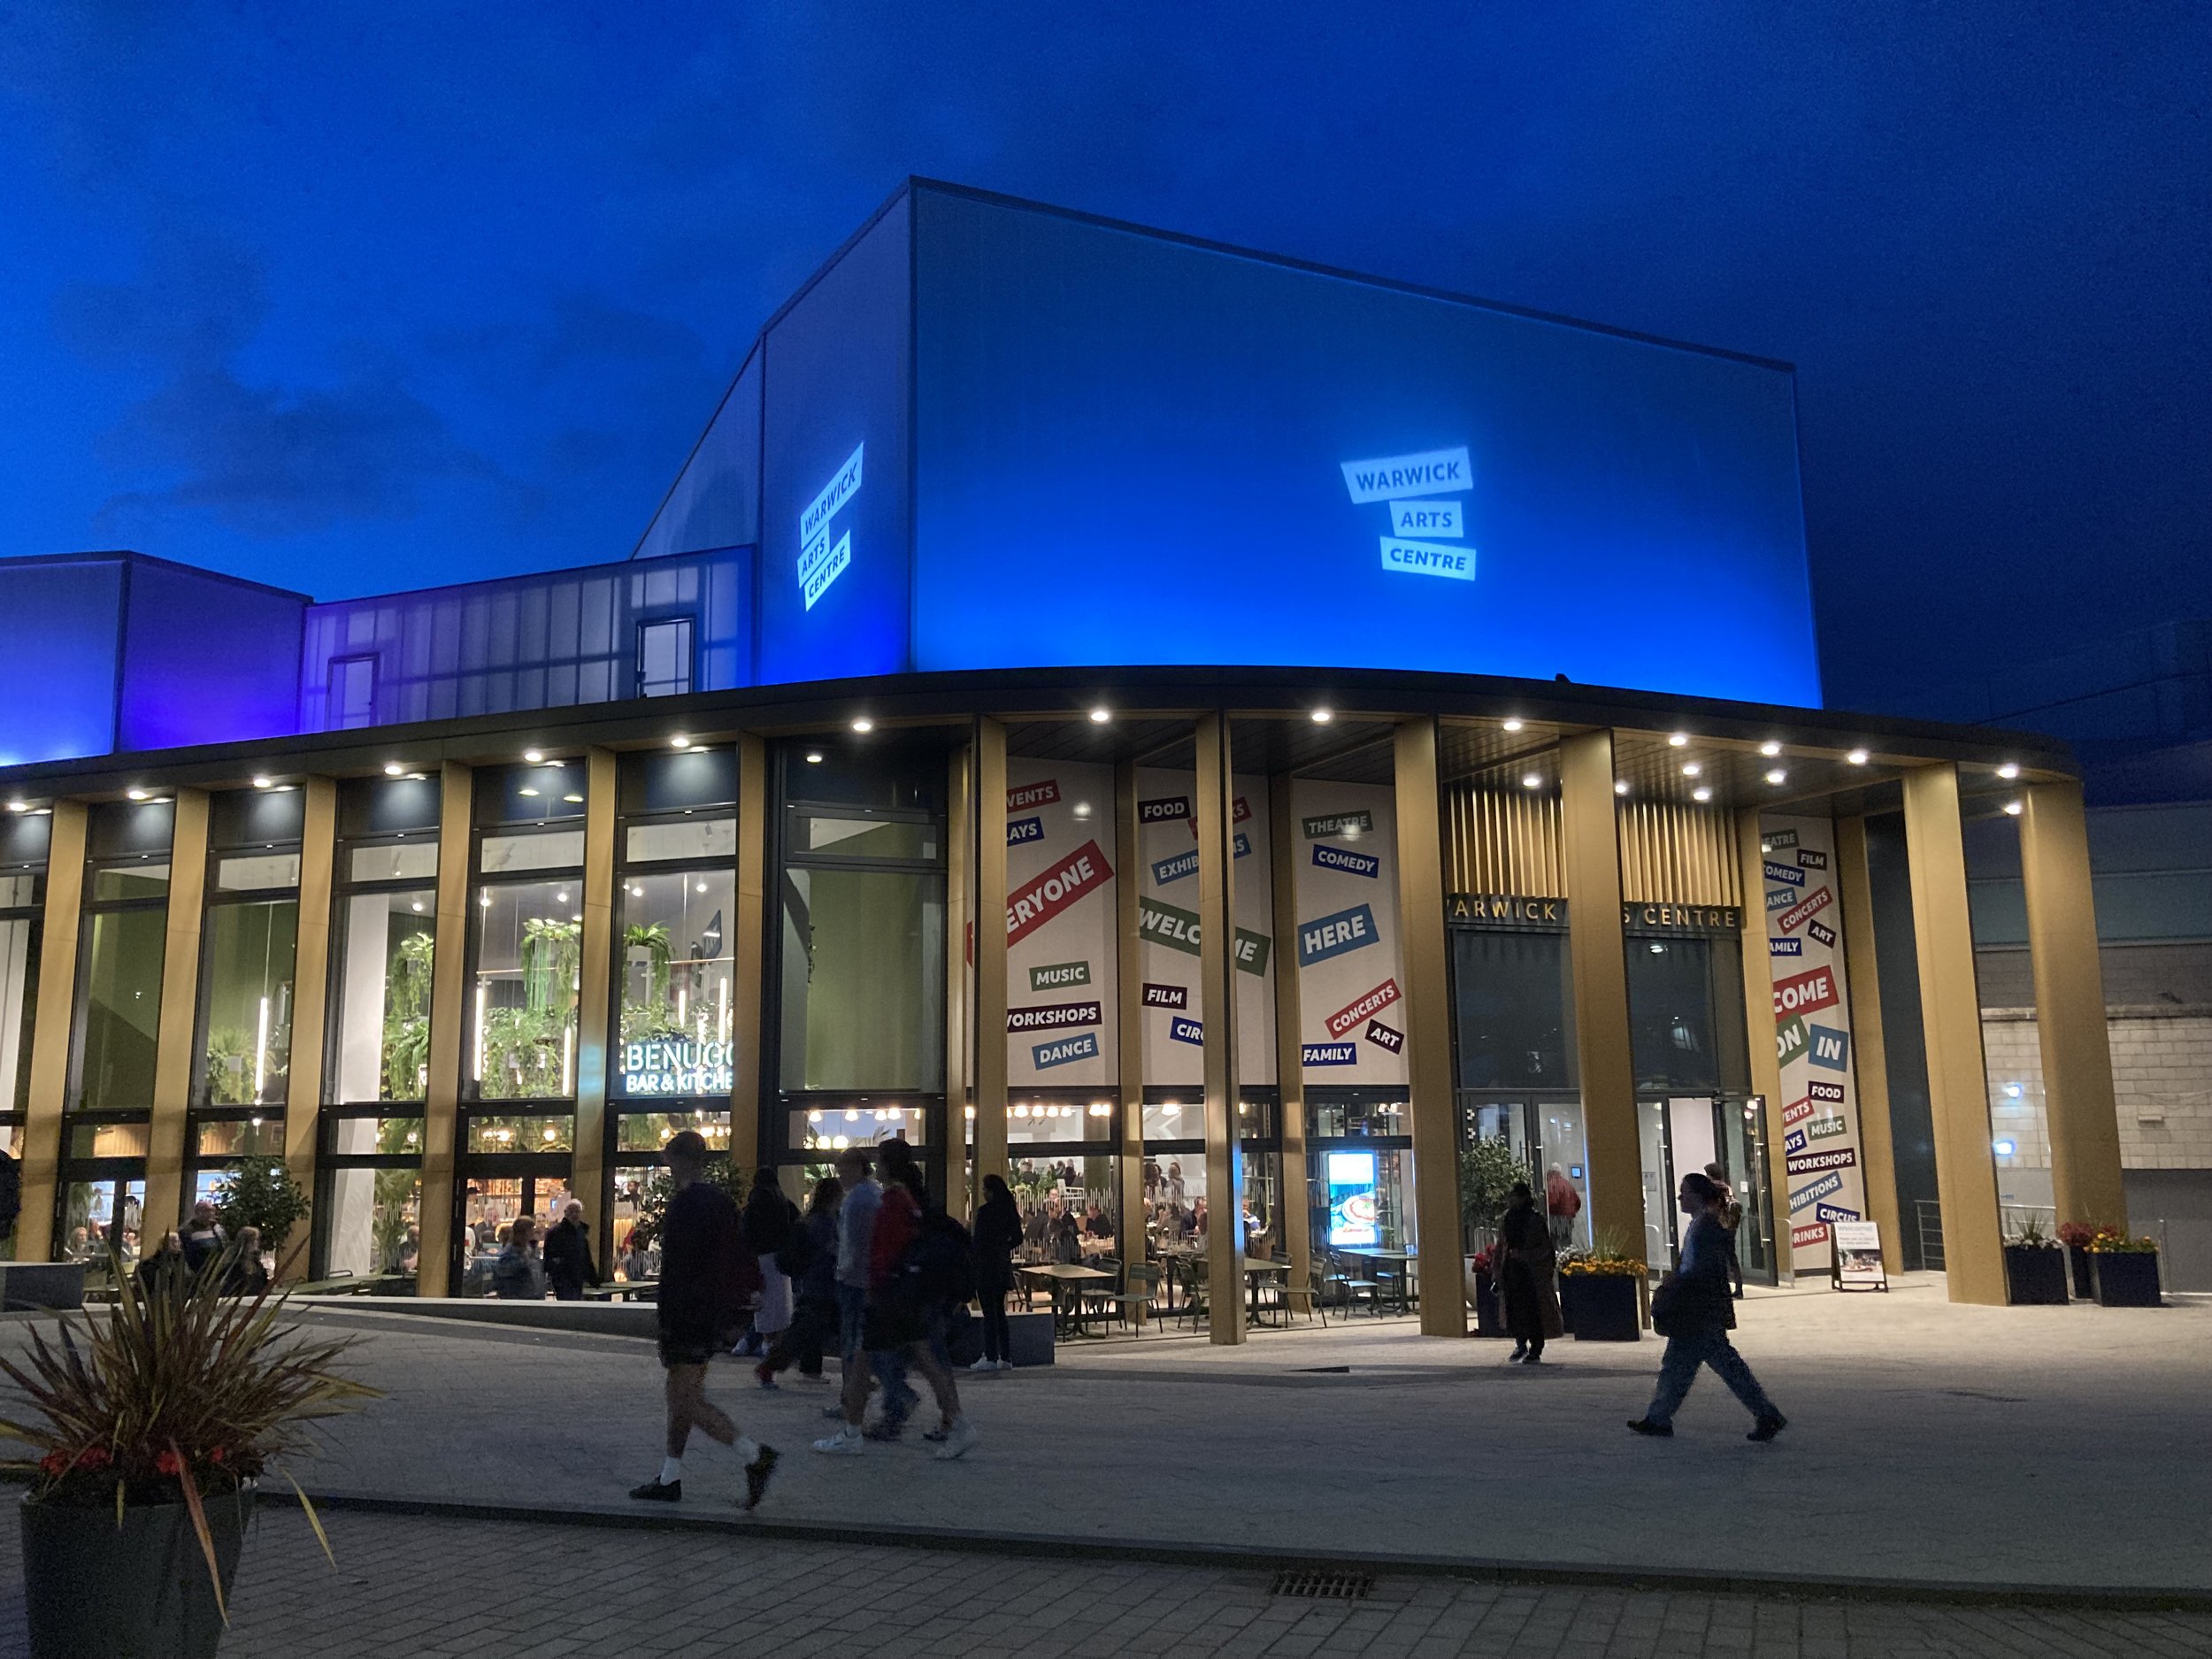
[542,1217,599,1299]
[795,1206,841,1308]
[1496,1199,1563,1340]
[972,1190,1021,1287]
[492,1243,545,1300]
[657,1181,755,1337]
[743,1186,797,1256]
[1658,1212,1736,1335]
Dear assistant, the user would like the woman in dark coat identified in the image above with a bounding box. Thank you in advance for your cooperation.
[972,1173,1022,1371]
[1494,1179,1564,1364]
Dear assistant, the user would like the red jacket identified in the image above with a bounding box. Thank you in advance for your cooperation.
[870,1183,919,1292]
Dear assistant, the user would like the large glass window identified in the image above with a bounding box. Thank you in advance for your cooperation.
[1624,933,1750,1096]
[196,872,299,1108]
[332,883,438,1102]
[615,868,736,1096]
[0,867,43,1113]
[469,875,582,1102]
[314,1108,423,1286]
[779,867,944,1091]
[73,809,172,1115]
[1450,928,1576,1090]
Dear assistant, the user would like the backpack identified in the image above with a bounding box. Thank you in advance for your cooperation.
[774,1214,814,1280]
[895,1209,977,1307]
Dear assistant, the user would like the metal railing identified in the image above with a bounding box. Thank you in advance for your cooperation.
[1915,1198,1945,1271]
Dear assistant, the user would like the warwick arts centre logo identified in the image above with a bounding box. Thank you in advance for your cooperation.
[1339,446,1474,583]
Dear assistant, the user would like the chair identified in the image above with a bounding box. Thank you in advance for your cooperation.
[1102,1263,1159,1335]
[1282,1260,1328,1328]
[1329,1250,1380,1317]
[1179,1261,1213,1331]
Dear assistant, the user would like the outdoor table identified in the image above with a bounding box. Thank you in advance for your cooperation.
[587,1279,656,1302]
[1018,1263,1115,1337]
[1350,1248,1417,1313]
[1243,1257,1289,1325]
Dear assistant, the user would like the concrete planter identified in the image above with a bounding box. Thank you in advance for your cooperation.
[2003,1245,2069,1305]
[22,1483,254,1659]
[2090,1251,2162,1308]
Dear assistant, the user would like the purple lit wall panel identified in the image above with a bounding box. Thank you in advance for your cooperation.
[0,558,124,764]
[117,561,305,753]
[632,349,762,563]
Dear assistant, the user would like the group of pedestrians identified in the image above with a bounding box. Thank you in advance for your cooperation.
[134,1199,271,1299]
[488,1201,601,1301]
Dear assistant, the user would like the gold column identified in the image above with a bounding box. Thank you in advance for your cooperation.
[1267,772,1311,1303]
[572,748,617,1263]
[972,718,1010,1190]
[1835,815,1905,1272]
[18,801,87,1262]
[1733,807,1794,1286]
[415,762,473,1297]
[2018,780,2127,1228]
[143,789,211,1234]
[1194,711,1246,1343]
[279,777,338,1280]
[731,734,767,1173]
[1115,760,1145,1260]
[1395,720,1464,1337]
[1900,763,2005,1305]
[942,742,972,1220]
[1559,732,1642,1255]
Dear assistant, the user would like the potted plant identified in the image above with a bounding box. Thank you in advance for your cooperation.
[2084,1226,2163,1308]
[1,1245,377,1658]
[1466,1246,1503,1336]
[2055,1220,2098,1300]
[2002,1216,2069,1305]
[215,1156,313,1282]
[1457,1137,1523,1340]
[1557,1230,1646,1340]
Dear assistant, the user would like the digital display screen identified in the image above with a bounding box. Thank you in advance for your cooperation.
[1325,1149,1379,1248]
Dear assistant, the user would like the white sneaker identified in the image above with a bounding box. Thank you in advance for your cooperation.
[967,1356,998,1373]
[933,1417,979,1461]
[810,1426,865,1455]
[995,1358,1014,1371]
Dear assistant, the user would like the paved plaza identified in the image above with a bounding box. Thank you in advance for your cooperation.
[2,1280,2208,1655]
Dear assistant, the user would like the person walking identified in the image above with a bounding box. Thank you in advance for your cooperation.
[1495,1180,1563,1364]
[1629,1171,1786,1441]
[493,1215,548,1299]
[1703,1162,1746,1298]
[759,1175,842,1387]
[741,1167,798,1362]
[629,1130,778,1508]
[813,1139,976,1459]
[134,1230,187,1299]
[1543,1164,1583,1253]
[180,1199,227,1278]
[226,1225,271,1296]
[543,1201,600,1302]
[970,1172,1020,1373]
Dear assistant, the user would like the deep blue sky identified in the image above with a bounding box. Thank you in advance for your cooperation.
[2,4,2205,710]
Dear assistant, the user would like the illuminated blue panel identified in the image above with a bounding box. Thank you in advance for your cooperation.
[0,557,124,764]
[910,189,1820,706]
[118,560,305,753]
[632,347,762,562]
[756,199,912,685]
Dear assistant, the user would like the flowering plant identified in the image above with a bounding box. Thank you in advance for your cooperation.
[0,1243,378,1617]
[1559,1228,1646,1277]
[2082,1225,2158,1254]
[2055,1220,2099,1250]
[1471,1247,1495,1276]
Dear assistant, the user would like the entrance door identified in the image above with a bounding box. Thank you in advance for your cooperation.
[456,1166,572,1294]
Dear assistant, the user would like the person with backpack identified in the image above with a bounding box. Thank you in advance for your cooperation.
[628,1131,779,1508]
[812,1138,977,1460]
[970,1172,1021,1373]
[758,1174,841,1387]
[1628,1171,1786,1442]
[741,1166,798,1360]
[1703,1161,1746,1298]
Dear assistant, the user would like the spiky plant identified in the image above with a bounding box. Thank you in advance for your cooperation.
[0,1243,380,1619]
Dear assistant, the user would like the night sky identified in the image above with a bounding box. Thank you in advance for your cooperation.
[2,4,2205,712]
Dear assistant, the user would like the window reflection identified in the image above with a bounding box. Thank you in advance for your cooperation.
[470,879,581,1102]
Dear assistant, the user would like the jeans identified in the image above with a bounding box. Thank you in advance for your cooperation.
[1643,1326,1778,1427]
[979,1279,1011,1362]
[835,1282,868,1358]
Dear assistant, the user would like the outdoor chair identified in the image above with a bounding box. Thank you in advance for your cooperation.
[1102,1263,1160,1335]
[1327,1250,1380,1317]
[1179,1261,1213,1331]
[1282,1261,1328,1327]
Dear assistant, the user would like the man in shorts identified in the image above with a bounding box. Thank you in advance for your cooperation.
[629,1131,779,1508]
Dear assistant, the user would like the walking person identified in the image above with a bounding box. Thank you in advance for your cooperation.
[493,1214,548,1299]
[629,1130,778,1507]
[226,1225,271,1296]
[1703,1162,1746,1298]
[1495,1180,1563,1364]
[813,1139,977,1459]
[543,1201,600,1302]
[180,1199,227,1278]
[759,1175,842,1387]
[741,1167,798,1361]
[1543,1164,1583,1254]
[970,1172,1020,1374]
[1629,1172,1787,1441]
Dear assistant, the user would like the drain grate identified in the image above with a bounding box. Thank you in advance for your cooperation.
[1271,1569,1375,1601]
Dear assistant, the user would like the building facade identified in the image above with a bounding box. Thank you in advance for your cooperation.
[0,182,2132,1331]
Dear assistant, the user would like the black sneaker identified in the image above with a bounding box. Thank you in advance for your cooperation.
[1625,1418,1673,1438]
[742,1445,780,1509]
[1747,1413,1787,1443]
[629,1477,682,1502]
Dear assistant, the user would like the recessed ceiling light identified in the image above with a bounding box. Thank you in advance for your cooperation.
[251,776,273,789]
[406,772,427,782]
[1311,709,1333,724]
[562,793,583,803]
[518,787,541,798]
[523,749,543,764]
[1681,763,1701,777]
[1765,769,1787,785]
[1520,773,1542,789]
[1847,748,1870,765]
[1502,718,1524,733]
[804,751,824,764]
[1088,707,1111,724]
[1996,762,2020,780]
[126,787,150,801]
[1668,733,1689,748]
[1759,741,1783,757]
[1692,786,1713,803]
[850,718,873,733]
[384,762,404,776]
[2003,800,2024,817]
[1613,780,1629,796]
[670,734,690,749]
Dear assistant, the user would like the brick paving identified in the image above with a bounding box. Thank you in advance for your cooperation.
[0,1503,2206,1659]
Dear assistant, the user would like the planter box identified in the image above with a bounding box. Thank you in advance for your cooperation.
[2091,1251,2162,1308]
[0,1263,85,1311]
[2003,1245,2069,1305]
[1559,1273,1641,1341]
[1005,1310,1056,1366]
[23,1484,254,1659]
[2065,1245,2094,1300]
[1466,1262,1507,1337]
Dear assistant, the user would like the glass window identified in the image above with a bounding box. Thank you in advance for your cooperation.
[0,895,42,1112]
[198,897,298,1106]
[1141,1097,1200,1141]
[215,852,301,892]
[1624,935,1750,1095]
[321,1169,420,1280]
[330,655,377,727]
[470,879,581,1101]
[75,906,166,1110]
[328,1113,426,1157]
[192,1114,285,1158]
[1010,1155,1120,1263]
[349,842,439,883]
[779,867,943,1091]
[1310,1094,1409,1139]
[480,831,586,874]
[464,1112,574,1153]
[787,1100,927,1153]
[637,616,695,697]
[626,818,736,864]
[90,864,169,902]
[615,869,735,1098]
[615,1109,730,1155]
[332,888,438,1102]
[59,1179,145,1265]
[1010,1096,1116,1144]
[791,813,938,862]
[67,1118,151,1159]
[1452,929,1576,1090]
